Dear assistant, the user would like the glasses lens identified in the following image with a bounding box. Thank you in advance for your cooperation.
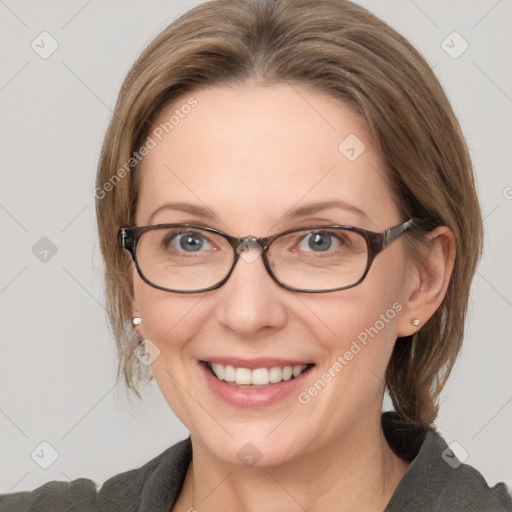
[268,228,369,291]
[136,227,234,291]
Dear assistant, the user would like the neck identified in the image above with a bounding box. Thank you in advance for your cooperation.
[176,410,409,512]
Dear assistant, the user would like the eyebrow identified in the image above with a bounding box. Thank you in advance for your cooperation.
[147,200,369,225]
[148,202,216,224]
[283,200,369,221]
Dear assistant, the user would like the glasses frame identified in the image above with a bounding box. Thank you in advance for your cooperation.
[119,219,414,294]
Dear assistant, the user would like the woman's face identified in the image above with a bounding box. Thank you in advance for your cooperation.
[132,82,417,466]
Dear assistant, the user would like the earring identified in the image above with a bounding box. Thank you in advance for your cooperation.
[132,317,141,326]
[411,319,420,326]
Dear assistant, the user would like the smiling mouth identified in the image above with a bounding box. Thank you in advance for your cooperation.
[202,361,315,387]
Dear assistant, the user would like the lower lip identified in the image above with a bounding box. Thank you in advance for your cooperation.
[199,361,315,408]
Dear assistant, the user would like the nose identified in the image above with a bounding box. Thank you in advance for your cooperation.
[214,244,288,339]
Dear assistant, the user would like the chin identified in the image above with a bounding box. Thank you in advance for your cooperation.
[194,425,312,469]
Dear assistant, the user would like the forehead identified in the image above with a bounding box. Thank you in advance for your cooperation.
[136,82,399,232]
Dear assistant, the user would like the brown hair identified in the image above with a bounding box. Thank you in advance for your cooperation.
[95,0,483,427]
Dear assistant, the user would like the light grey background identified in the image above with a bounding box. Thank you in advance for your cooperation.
[1,0,511,493]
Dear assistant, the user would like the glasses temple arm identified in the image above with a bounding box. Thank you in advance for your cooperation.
[382,219,414,247]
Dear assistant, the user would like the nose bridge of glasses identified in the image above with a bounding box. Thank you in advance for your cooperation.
[235,236,265,265]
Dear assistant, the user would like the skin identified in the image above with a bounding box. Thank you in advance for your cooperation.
[130,82,455,512]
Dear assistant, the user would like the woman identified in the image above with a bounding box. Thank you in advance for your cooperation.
[2,0,510,510]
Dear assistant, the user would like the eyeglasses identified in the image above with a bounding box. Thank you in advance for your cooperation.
[119,219,413,294]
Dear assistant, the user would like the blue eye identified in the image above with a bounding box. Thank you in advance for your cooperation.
[298,231,341,252]
[179,233,203,251]
[167,231,212,253]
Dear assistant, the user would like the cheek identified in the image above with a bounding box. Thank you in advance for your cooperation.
[290,295,402,445]
[133,277,204,353]
[308,259,406,377]
[347,301,401,362]
[133,281,207,426]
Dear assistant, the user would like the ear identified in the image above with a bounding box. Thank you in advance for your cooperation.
[396,226,456,337]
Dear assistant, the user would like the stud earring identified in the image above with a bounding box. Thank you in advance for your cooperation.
[411,319,420,326]
[132,317,141,326]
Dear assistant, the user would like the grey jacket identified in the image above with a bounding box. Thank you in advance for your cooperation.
[1,412,511,511]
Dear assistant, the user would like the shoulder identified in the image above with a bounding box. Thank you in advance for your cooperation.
[383,411,512,512]
[0,437,192,512]
[0,478,98,512]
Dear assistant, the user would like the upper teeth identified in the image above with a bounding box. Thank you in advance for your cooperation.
[209,363,308,385]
